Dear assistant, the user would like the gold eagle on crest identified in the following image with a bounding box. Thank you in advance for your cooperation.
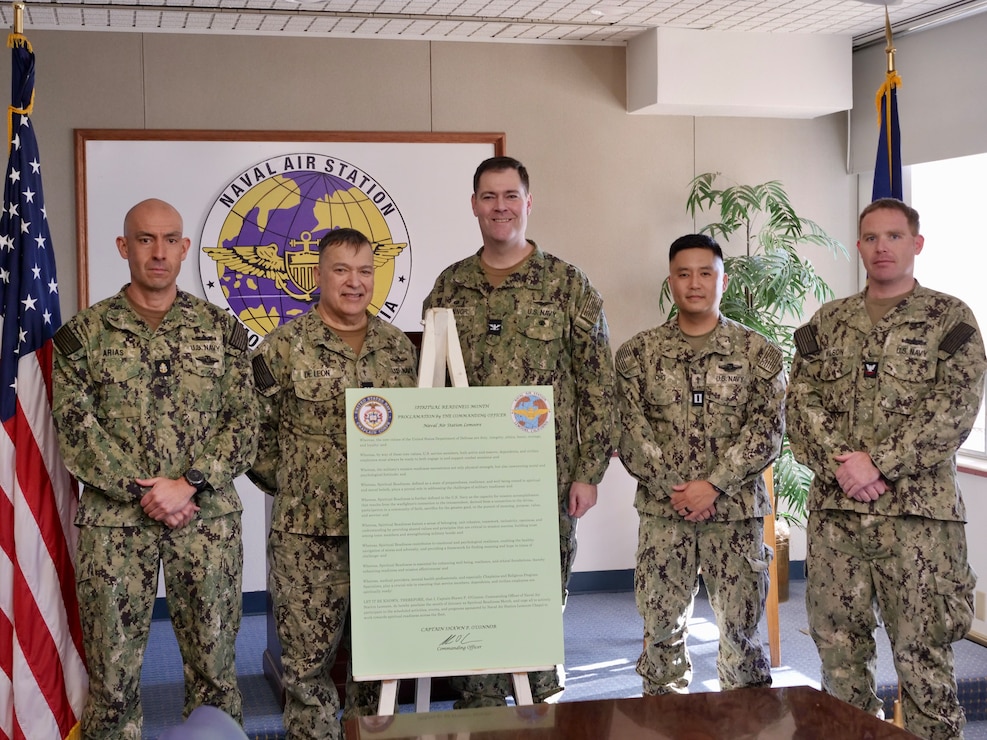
[203,232,407,302]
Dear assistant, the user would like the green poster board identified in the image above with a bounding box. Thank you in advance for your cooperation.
[346,385,563,680]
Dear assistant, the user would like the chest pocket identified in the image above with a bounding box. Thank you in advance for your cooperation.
[644,381,681,435]
[181,349,227,414]
[515,312,565,372]
[879,355,935,416]
[290,375,346,436]
[95,353,142,419]
[817,355,853,413]
[705,377,749,437]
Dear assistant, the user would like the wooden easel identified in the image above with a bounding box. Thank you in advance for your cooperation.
[764,468,781,667]
[375,308,542,715]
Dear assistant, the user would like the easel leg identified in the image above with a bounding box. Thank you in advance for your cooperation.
[511,672,534,706]
[415,677,432,713]
[378,679,398,716]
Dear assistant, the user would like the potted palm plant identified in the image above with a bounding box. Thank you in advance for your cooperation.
[659,173,848,592]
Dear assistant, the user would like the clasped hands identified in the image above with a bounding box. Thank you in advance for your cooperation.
[670,480,718,522]
[137,477,200,529]
[834,451,888,502]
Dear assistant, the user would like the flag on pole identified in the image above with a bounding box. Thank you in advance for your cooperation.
[872,9,903,201]
[1,29,88,740]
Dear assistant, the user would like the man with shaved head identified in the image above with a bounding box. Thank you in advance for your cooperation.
[52,198,258,737]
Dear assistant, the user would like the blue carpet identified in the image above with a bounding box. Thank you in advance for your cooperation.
[142,579,987,738]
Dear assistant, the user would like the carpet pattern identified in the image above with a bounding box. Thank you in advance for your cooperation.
[141,579,987,738]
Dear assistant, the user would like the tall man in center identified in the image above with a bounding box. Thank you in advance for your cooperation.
[424,156,617,706]
[250,228,418,739]
[616,233,784,695]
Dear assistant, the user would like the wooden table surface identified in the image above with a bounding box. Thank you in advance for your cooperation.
[343,685,919,739]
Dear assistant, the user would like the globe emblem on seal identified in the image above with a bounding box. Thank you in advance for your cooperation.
[511,392,551,432]
[199,154,411,347]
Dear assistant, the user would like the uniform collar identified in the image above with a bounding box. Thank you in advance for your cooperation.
[105,285,202,334]
[304,308,379,354]
[457,240,547,292]
[661,314,736,358]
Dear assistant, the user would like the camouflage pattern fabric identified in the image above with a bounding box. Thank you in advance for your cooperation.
[250,310,417,738]
[789,285,987,739]
[52,287,256,737]
[423,243,617,493]
[424,243,617,706]
[76,516,243,738]
[634,514,771,694]
[788,286,986,520]
[249,310,418,535]
[616,316,785,694]
[52,288,257,525]
[806,511,975,739]
[268,531,381,740]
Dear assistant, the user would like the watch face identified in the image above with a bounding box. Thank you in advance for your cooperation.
[185,469,206,487]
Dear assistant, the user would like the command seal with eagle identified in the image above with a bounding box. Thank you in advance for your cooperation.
[199,154,412,347]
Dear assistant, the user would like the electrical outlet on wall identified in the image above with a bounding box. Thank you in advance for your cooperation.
[976,590,986,622]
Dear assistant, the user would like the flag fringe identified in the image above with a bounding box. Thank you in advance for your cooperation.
[874,70,902,127]
[7,32,31,51]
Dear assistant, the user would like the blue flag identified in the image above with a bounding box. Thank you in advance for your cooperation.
[872,70,903,201]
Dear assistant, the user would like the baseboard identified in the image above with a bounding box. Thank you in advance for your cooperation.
[569,569,635,593]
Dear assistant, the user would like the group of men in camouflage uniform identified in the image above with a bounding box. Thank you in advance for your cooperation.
[51,160,983,740]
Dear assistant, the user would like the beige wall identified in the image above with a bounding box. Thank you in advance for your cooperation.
[7,29,860,587]
[11,31,858,341]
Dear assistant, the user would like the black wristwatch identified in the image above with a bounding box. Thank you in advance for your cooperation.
[183,468,208,494]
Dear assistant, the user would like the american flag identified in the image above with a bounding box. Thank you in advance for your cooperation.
[0,32,88,740]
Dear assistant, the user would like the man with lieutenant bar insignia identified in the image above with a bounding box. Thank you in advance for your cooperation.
[788,198,987,739]
[616,233,784,697]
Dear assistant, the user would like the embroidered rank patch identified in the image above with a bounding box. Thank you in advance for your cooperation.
[155,359,172,377]
[487,319,503,335]
[863,361,878,378]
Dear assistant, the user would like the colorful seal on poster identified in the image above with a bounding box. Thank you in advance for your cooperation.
[353,394,394,436]
[199,154,411,348]
[510,392,551,432]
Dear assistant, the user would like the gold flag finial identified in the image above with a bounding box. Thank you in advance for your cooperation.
[884,5,896,74]
[13,1,24,34]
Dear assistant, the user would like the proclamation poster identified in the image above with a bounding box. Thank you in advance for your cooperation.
[346,386,564,680]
